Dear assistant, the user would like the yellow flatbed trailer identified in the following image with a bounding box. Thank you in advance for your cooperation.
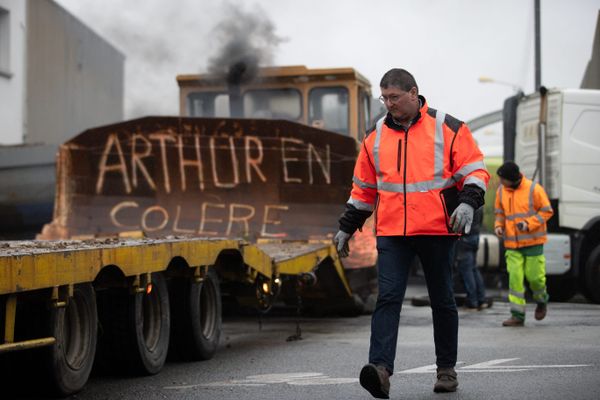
[0,237,350,396]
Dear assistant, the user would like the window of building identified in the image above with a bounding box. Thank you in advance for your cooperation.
[0,7,10,78]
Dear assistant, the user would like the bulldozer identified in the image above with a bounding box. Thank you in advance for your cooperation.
[38,65,380,313]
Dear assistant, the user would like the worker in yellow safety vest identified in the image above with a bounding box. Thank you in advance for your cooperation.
[494,161,554,327]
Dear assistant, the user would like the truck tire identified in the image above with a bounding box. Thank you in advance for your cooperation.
[96,272,170,375]
[170,268,222,361]
[584,244,600,304]
[46,283,98,396]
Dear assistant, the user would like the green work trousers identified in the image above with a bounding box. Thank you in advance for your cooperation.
[506,249,549,320]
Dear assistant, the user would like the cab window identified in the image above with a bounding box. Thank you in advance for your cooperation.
[358,89,371,141]
[243,88,302,120]
[309,87,349,135]
[187,92,229,117]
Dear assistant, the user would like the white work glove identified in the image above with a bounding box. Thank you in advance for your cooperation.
[450,203,474,234]
[333,230,351,257]
[516,221,529,232]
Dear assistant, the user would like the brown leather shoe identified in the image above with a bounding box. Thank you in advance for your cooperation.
[502,316,524,327]
[434,367,458,393]
[359,363,390,399]
[535,303,547,320]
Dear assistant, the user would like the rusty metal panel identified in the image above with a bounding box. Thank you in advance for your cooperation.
[40,117,357,244]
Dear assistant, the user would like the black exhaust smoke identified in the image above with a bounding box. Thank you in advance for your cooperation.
[207,3,284,118]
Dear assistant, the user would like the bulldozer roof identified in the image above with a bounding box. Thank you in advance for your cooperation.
[176,65,371,88]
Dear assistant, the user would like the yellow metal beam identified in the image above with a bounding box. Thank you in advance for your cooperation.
[0,337,56,354]
[1,239,352,299]
[0,238,241,295]
[4,295,17,343]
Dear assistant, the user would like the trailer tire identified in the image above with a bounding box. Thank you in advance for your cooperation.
[132,272,170,374]
[170,268,222,361]
[46,283,98,396]
[584,244,600,304]
[96,272,170,375]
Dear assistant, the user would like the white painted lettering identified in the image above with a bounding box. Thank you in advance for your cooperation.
[245,136,267,183]
[109,201,140,229]
[281,137,303,183]
[141,205,169,232]
[261,204,289,238]
[308,143,331,184]
[178,134,204,192]
[226,203,256,236]
[198,202,226,236]
[96,133,132,194]
[131,133,157,190]
[172,204,195,234]
[149,132,176,193]
[210,137,240,188]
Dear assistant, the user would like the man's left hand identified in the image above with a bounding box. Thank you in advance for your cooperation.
[333,230,352,257]
[450,203,474,234]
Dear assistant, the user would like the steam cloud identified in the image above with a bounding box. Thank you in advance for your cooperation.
[208,3,285,84]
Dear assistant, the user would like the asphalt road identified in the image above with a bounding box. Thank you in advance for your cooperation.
[8,294,599,400]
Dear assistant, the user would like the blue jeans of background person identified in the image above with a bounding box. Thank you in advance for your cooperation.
[456,234,486,308]
[369,235,458,374]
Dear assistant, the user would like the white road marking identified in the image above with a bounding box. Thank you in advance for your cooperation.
[164,372,356,390]
[163,359,592,390]
[287,378,358,385]
[400,362,465,374]
[400,358,591,374]
[245,372,325,383]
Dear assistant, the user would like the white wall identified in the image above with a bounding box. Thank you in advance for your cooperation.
[26,0,124,145]
[0,0,26,145]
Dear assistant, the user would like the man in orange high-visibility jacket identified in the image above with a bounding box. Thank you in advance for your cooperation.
[494,161,554,327]
[333,68,489,398]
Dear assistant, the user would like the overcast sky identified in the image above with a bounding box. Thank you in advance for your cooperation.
[54,0,600,156]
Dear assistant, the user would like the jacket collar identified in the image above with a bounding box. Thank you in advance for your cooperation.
[503,175,526,191]
[384,95,428,131]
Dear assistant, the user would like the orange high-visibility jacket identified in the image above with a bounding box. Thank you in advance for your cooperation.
[348,100,489,236]
[494,176,553,249]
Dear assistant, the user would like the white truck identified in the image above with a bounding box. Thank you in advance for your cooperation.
[494,87,600,303]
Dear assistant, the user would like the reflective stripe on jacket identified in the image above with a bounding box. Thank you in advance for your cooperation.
[494,176,553,248]
[348,100,490,236]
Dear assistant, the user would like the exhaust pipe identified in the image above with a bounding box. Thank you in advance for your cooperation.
[227,61,247,118]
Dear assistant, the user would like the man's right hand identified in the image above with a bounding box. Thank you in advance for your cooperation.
[333,230,351,257]
[494,226,504,237]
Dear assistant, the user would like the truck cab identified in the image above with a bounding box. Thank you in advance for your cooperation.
[177,65,376,142]
[514,89,600,231]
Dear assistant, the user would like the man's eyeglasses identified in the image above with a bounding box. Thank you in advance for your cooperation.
[379,93,407,104]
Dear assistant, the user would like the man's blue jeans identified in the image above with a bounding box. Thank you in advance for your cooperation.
[369,235,458,374]
[456,234,486,308]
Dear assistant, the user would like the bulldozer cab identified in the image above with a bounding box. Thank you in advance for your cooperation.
[177,65,373,142]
